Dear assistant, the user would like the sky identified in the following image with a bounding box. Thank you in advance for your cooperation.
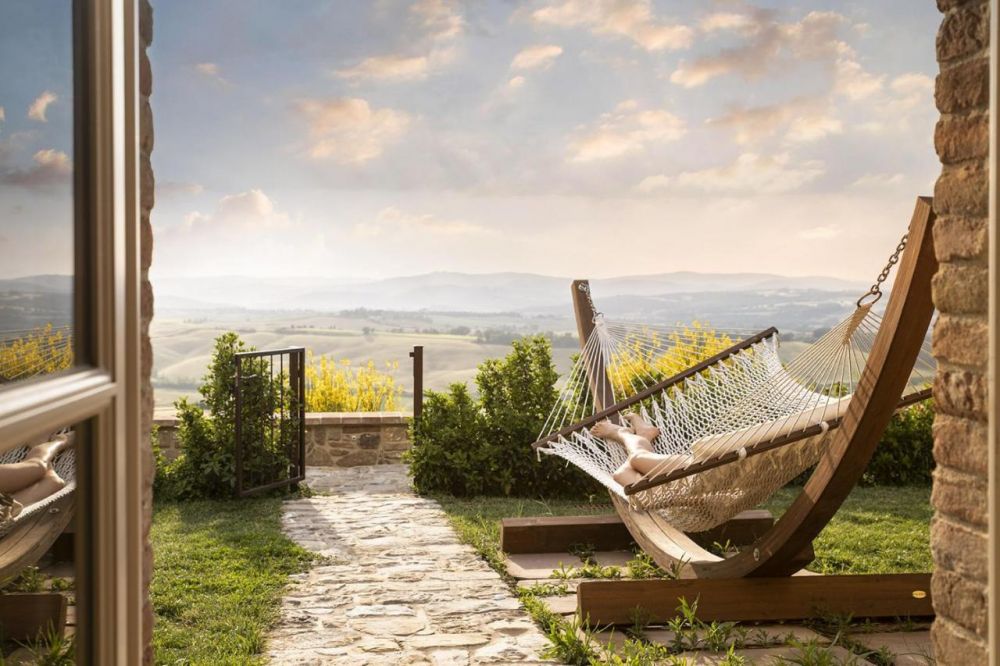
[1,1,943,283]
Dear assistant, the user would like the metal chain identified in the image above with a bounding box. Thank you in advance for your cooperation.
[577,282,604,321]
[857,233,908,308]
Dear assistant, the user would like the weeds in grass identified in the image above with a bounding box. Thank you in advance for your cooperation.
[18,626,75,666]
[521,581,571,597]
[665,598,743,652]
[777,636,869,665]
[551,562,622,580]
[2,566,45,593]
[625,551,672,580]
[569,542,597,565]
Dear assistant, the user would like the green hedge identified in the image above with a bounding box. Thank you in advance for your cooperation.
[407,335,597,498]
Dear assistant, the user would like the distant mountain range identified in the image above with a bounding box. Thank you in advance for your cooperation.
[2,271,873,332]
[148,270,868,314]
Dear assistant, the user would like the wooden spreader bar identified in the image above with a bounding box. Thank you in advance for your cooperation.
[624,387,933,496]
[577,573,934,625]
[531,327,779,450]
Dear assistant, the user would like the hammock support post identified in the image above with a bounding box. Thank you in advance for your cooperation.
[571,280,615,412]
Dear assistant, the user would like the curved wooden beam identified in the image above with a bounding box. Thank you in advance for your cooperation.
[599,196,937,578]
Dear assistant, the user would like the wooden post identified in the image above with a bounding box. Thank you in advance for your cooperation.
[571,280,615,411]
[410,345,424,422]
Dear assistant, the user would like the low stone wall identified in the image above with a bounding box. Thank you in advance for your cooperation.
[153,412,412,467]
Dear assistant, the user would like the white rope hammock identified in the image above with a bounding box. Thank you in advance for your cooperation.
[535,291,935,533]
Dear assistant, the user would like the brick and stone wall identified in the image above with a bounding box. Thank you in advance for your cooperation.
[154,412,412,467]
[139,1,156,663]
[929,0,990,661]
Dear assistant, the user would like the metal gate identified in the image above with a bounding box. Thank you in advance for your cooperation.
[234,347,306,496]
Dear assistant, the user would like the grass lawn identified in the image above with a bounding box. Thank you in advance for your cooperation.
[436,485,933,576]
[150,497,314,665]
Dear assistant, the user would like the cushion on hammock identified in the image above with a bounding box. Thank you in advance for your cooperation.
[689,396,852,462]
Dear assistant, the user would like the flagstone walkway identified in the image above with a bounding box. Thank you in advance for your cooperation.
[266,465,554,665]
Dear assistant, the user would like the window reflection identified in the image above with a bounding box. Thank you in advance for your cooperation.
[0,1,76,384]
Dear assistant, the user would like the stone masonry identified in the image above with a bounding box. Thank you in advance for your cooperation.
[154,412,412,467]
[139,1,156,662]
[267,466,554,665]
[929,0,990,662]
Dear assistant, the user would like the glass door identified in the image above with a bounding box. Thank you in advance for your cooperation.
[0,1,144,663]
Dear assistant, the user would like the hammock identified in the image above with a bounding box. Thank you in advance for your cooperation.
[534,250,935,533]
[0,444,76,539]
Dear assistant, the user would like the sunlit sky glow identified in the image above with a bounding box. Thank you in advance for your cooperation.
[1,1,942,282]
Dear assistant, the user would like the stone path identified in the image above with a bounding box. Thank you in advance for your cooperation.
[267,465,554,665]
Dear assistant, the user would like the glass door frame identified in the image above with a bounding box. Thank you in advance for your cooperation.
[0,1,143,662]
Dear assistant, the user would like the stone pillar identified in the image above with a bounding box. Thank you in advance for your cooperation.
[139,0,156,662]
[929,0,990,661]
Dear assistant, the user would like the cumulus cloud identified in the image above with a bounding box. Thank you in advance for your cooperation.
[671,10,852,88]
[511,45,563,71]
[295,98,410,163]
[708,96,841,145]
[336,0,463,82]
[832,58,884,100]
[28,91,57,122]
[1,148,72,187]
[529,0,692,52]
[569,100,684,163]
[180,189,289,233]
[798,224,842,240]
[856,73,934,134]
[636,153,824,195]
[355,206,489,237]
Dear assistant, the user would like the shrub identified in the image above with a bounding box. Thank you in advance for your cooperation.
[305,355,402,412]
[408,335,597,498]
[863,398,935,485]
[157,333,295,500]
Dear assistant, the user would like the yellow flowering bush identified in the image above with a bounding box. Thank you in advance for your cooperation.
[0,324,74,382]
[305,355,403,412]
[607,322,735,397]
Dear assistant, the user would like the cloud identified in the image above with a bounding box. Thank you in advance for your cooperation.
[355,206,489,237]
[511,45,563,71]
[336,54,431,81]
[699,12,755,33]
[529,0,692,52]
[637,153,824,195]
[194,62,230,86]
[798,224,842,240]
[671,10,850,88]
[708,96,841,145]
[180,189,289,233]
[157,181,205,197]
[832,57,883,100]
[569,100,685,162]
[336,0,463,82]
[1,148,72,187]
[851,173,904,189]
[507,75,526,90]
[856,73,934,134]
[27,91,57,122]
[295,98,410,163]
[0,107,5,127]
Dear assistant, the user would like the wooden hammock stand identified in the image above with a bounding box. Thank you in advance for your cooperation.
[505,196,938,625]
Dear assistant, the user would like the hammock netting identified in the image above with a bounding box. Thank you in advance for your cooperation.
[535,300,935,533]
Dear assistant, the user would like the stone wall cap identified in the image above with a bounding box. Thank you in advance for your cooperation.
[153,411,412,427]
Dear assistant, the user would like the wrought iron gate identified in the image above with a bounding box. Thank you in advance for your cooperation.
[234,347,306,496]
